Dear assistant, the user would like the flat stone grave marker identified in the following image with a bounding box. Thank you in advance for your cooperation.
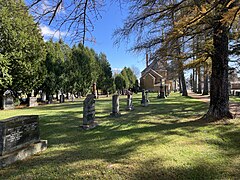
[0,115,47,167]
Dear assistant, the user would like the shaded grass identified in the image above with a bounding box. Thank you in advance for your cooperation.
[0,93,239,179]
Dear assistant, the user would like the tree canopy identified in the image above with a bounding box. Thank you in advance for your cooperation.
[0,0,46,95]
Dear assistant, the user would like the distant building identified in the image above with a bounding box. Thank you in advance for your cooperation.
[229,68,240,95]
[140,54,174,92]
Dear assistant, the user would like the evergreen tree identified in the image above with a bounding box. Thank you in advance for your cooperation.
[0,0,46,95]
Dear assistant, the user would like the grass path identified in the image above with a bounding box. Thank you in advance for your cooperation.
[0,93,239,179]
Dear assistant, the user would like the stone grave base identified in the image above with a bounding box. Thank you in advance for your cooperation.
[0,140,47,167]
[126,106,134,111]
[141,103,148,107]
[110,112,121,117]
[81,122,99,130]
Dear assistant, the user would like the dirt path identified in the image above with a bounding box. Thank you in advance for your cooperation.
[187,91,240,118]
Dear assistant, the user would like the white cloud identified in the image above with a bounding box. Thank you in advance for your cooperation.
[40,25,66,39]
[112,68,122,72]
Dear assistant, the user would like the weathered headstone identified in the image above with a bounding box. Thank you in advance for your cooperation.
[41,92,46,102]
[82,94,97,130]
[71,94,75,102]
[0,115,47,167]
[141,90,149,106]
[60,94,65,103]
[2,90,14,110]
[47,95,53,104]
[126,94,134,111]
[29,97,38,107]
[110,94,121,117]
[157,84,165,98]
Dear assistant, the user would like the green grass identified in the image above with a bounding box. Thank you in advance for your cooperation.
[230,96,240,103]
[0,93,240,179]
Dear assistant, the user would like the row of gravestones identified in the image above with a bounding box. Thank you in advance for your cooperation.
[0,90,77,110]
[81,90,149,130]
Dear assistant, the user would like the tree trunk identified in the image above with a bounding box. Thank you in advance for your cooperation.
[197,66,202,94]
[202,63,209,95]
[178,75,182,93]
[204,17,232,120]
[192,69,195,92]
[0,90,3,109]
[180,70,188,96]
[193,67,197,93]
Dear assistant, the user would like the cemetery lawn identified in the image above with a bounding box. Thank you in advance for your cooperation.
[0,93,240,179]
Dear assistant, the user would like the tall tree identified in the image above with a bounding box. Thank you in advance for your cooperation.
[115,0,240,121]
[96,53,114,94]
[0,0,46,95]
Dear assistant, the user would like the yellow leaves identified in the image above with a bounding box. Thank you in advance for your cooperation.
[226,0,235,8]
[221,6,240,26]
[201,6,207,14]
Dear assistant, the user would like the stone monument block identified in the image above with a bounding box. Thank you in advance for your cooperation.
[82,94,97,130]
[2,91,14,110]
[110,94,121,117]
[0,115,47,167]
[29,97,38,107]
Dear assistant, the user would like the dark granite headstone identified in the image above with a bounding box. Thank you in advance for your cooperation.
[0,115,40,156]
[0,115,47,167]
[82,94,97,130]
[110,95,121,117]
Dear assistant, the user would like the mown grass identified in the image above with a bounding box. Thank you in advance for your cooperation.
[0,93,239,179]
[230,96,240,103]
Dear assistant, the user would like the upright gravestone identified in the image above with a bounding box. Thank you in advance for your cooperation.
[2,90,14,110]
[110,94,121,117]
[141,90,149,106]
[41,92,46,102]
[29,97,38,107]
[82,94,97,130]
[47,95,53,104]
[126,94,134,111]
[0,115,47,167]
[60,94,65,103]
[157,84,165,98]
[71,94,75,102]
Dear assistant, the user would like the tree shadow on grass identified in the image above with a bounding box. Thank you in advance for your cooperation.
[0,93,239,179]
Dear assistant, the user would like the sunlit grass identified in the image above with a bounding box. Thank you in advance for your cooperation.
[0,93,239,179]
[230,96,240,103]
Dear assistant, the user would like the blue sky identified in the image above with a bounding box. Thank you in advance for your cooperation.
[30,0,146,77]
